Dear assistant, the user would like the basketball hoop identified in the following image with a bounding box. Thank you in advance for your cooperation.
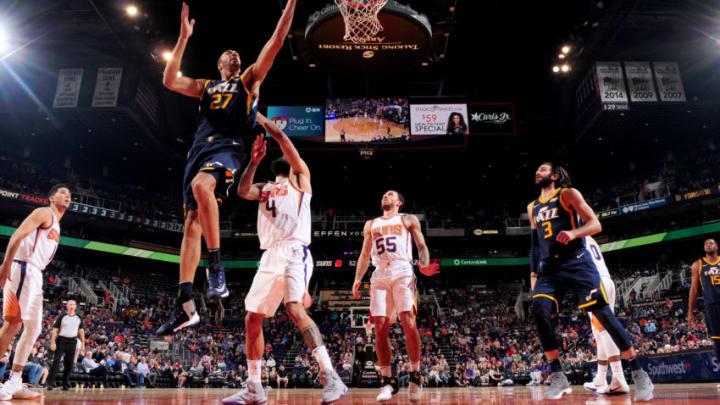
[334,0,389,43]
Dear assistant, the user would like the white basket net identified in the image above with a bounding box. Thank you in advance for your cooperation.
[334,0,389,43]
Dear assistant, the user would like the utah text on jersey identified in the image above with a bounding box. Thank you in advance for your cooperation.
[704,265,720,286]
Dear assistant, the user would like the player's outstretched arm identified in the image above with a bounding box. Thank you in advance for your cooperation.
[237,135,268,201]
[256,113,311,189]
[162,2,206,98]
[0,208,52,287]
[353,220,374,299]
[406,214,440,277]
[556,188,602,245]
[687,260,701,326]
[527,202,539,291]
[245,0,297,90]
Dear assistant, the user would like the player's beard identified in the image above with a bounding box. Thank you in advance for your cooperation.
[381,203,393,211]
[537,175,553,188]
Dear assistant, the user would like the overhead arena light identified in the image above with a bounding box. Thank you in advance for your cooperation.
[561,45,571,54]
[558,53,566,59]
[0,25,7,53]
[561,64,570,72]
[552,65,560,73]
[162,51,172,61]
[126,5,139,17]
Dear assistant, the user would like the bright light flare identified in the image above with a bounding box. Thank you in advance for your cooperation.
[163,51,172,61]
[561,45,571,54]
[176,71,182,77]
[558,53,566,59]
[126,5,138,17]
[552,66,560,73]
[561,64,570,72]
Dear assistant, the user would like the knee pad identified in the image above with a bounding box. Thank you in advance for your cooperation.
[532,297,557,351]
[15,319,42,367]
[591,306,632,352]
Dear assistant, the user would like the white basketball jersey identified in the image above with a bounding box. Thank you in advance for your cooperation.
[585,236,610,279]
[15,208,60,270]
[370,214,413,270]
[257,178,311,250]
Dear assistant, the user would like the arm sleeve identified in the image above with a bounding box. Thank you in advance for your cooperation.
[530,230,539,274]
[52,314,65,329]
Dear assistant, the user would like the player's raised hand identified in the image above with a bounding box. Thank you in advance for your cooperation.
[418,261,440,277]
[251,135,267,164]
[556,230,576,245]
[352,279,362,299]
[180,2,195,39]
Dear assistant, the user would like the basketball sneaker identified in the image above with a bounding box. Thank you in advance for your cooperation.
[156,300,200,336]
[222,380,267,405]
[319,368,348,404]
[408,371,422,402]
[0,377,39,400]
[207,262,229,298]
[376,376,398,402]
[583,375,608,393]
[597,379,630,395]
[630,369,653,401]
[13,385,42,400]
[542,372,572,399]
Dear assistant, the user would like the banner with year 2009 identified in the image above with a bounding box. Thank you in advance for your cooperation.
[410,104,469,136]
[624,62,657,102]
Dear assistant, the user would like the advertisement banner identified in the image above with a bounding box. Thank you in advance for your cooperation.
[266,106,324,137]
[92,67,123,107]
[0,188,20,200]
[410,104,469,136]
[52,68,83,108]
[595,62,629,110]
[619,197,668,215]
[624,62,658,102]
[467,103,515,135]
[640,350,720,383]
[674,185,718,202]
[653,62,686,102]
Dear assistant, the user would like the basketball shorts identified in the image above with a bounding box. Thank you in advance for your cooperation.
[183,138,246,215]
[532,249,609,311]
[589,276,616,329]
[3,260,43,322]
[370,267,417,323]
[245,243,313,317]
[704,302,720,340]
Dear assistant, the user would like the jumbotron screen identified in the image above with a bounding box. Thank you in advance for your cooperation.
[324,98,410,143]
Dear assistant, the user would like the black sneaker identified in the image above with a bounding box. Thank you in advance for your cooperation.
[61,385,70,391]
[206,262,229,298]
[156,301,200,336]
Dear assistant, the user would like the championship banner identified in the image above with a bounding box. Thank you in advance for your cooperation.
[595,62,629,110]
[266,106,324,137]
[467,103,515,135]
[624,62,657,102]
[410,104,469,136]
[52,68,83,108]
[92,67,123,107]
[653,62,686,102]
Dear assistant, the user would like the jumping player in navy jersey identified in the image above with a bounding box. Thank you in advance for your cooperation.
[157,1,296,336]
[527,162,654,401]
[688,238,720,391]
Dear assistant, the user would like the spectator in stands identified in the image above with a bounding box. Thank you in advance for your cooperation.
[81,351,107,386]
[277,365,289,388]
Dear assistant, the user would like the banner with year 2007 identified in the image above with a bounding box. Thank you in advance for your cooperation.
[410,104,469,136]
[653,62,686,102]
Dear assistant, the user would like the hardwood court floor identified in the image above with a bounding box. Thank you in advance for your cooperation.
[33,384,720,404]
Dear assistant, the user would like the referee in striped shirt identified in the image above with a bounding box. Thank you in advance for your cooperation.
[47,300,85,390]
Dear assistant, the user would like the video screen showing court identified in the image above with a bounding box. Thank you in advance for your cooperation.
[325,98,410,143]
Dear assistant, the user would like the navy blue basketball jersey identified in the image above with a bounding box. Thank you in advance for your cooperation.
[531,188,585,261]
[698,257,720,306]
[194,75,259,143]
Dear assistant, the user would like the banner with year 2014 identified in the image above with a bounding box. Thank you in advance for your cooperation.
[410,104,469,136]
[595,62,629,110]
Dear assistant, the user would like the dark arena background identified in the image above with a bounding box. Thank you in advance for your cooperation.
[0,0,720,404]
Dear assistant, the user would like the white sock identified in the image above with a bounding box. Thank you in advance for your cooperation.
[312,346,333,371]
[411,362,420,372]
[9,370,21,382]
[610,361,626,384]
[248,360,262,383]
[381,366,391,377]
[596,363,607,384]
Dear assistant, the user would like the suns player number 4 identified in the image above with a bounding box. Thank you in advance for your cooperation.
[265,199,277,218]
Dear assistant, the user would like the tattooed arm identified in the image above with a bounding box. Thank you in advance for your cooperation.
[405,214,439,276]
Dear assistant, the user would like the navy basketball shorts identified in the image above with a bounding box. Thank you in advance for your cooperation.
[182,138,246,215]
[532,249,609,311]
[704,302,720,340]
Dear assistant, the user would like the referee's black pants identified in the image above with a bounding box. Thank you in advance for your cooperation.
[47,336,77,388]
